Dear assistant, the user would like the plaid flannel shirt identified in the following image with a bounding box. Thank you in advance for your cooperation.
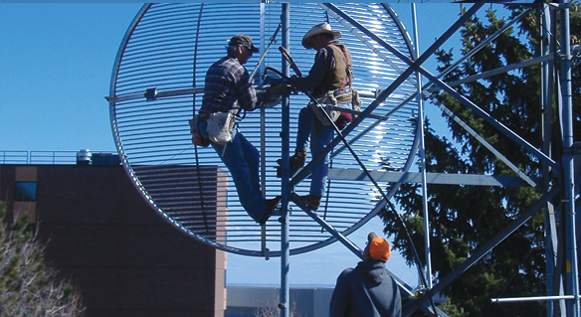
[201,55,259,114]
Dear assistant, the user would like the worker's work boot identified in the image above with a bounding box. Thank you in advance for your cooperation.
[290,151,307,169]
[259,196,282,225]
[277,150,307,169]
[290,193,322,210]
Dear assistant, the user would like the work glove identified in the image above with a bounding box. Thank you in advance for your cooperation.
[258,86,282,108]
[267,83,289,96]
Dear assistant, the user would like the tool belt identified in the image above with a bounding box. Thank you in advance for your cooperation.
[189,114,210,147]
[206,111,236,145]
[190,109,238,146]
[309,88,361,130]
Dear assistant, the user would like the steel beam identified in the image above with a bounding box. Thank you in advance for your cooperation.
[279,4,291,317]
[403,187,560,315]
[327,169,538,187]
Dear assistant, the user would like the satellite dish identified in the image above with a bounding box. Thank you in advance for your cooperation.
[107,3,420,256]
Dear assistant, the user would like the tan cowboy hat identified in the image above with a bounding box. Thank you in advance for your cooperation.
[301,22,341,49]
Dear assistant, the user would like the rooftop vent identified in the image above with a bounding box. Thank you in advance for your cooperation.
[76,149,92,165]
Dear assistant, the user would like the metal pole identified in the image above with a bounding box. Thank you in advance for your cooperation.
[541,4,566,316]
[280,4,291,317]
[259,2,268,254]
[491,295,576,303]
[411,3,432,290]
[541,4,553,316]
[558,1,580,316]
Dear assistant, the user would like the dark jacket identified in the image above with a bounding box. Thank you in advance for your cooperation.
[329,260,402,317]
[292,41,350,96]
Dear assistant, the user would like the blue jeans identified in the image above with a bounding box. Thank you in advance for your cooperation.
[200,120,265,222]
[295,106,333,196]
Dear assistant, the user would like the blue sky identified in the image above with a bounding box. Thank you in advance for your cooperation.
[1,2,487,288]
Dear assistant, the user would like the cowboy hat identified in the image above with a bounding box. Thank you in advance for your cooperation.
[302,23,341,49]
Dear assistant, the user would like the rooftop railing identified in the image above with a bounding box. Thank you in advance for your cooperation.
[0,150,119,165]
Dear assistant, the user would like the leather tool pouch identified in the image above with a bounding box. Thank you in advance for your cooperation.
[189,115,210,147]
[206,111,236,145]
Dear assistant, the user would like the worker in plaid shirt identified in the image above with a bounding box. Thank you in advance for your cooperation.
[198,34,281,225]
[201,40,260,114]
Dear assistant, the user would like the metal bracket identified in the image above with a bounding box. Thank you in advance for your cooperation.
[547,2,573,10]
[144,87,158,101]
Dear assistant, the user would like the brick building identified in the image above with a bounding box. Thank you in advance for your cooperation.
[0,161,226,317]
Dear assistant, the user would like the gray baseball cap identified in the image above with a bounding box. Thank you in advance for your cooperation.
[229,34,259,53]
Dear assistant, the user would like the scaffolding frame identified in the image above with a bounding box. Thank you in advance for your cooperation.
[106,3,579,316]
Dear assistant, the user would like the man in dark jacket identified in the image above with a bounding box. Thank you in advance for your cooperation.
[287,22,355,211]
[329,232,402,317]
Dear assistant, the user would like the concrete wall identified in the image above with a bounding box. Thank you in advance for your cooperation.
[0,164,226,317]
[225,286,334,317]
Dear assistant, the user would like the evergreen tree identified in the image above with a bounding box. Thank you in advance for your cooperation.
[381,4,579,317]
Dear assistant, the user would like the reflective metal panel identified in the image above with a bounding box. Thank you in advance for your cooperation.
[109,3,419,256]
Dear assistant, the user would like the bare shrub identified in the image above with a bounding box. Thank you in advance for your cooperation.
[1,201,85,317]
